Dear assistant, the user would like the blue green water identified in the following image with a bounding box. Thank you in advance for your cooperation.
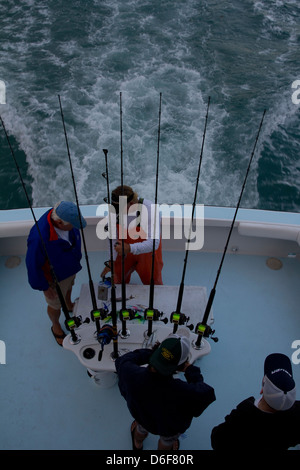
[0,0,300,211]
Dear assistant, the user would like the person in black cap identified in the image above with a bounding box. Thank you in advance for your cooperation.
[211,353,300,450]
[115,329,216,450]
[26,201,87,346]
[100,185,163,285]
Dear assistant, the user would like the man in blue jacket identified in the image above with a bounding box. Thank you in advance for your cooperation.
[115,329,216,450]
[26,201,86,346]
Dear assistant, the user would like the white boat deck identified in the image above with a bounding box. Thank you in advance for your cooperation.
[0,206,300,452]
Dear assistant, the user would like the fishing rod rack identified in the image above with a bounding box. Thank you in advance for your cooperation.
[1,91,266,387]
[62,282,212,386]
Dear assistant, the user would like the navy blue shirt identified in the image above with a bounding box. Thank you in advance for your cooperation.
[115,348,216,437]
[211,396,300,450]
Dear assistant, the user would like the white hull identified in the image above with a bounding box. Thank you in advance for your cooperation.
[1,205,300,450]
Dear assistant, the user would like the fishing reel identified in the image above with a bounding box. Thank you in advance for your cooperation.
[144,308,168,338]
[193,322,219,349]
[144,308,168,324]
[119,308,136,322]
[90,308,110,344]
[74,315,90,326]
[96,324,116,361]
[64,317,81,345]
[64,315,87,331]
[91,307,110,323]
[65,317,77,332]
[170,311,194,333]
[119,307,136,338]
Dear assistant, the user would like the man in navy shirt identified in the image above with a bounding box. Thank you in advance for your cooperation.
[115,329,216,450]
[211,353,300,450]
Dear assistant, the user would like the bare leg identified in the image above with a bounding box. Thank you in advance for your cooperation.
[65,288,74,311]
[131,421,148,449]
[47,306,65,345]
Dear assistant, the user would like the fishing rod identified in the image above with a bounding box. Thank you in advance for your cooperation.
[170,96,211,333]
[58,95,101,333]
[118,92,135,338]
[101,148,119,359]
[0,115,80,344]
[144,92,167,338]
[193,109,267,349]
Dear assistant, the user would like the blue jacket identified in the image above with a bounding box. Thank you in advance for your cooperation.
[26,209,83,291]
[115,348,216,436]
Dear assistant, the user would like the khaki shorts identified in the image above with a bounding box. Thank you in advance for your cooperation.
[44,274,76,310]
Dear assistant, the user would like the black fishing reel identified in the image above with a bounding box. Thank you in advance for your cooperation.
[119,308,136,339]
[74,315,90,326]
[64,314,86,331]
[195,322,219,342]
[170,311,194,333]
[119,308,136,322]
[90,308,110,323]
[64,317,81,345]
[144,308,168,337]
[65,317,77,332]
[144,308,168,324]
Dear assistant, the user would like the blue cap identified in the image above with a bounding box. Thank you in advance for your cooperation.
[55,201,87,229]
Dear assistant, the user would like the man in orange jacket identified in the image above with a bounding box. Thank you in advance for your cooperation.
[101,185,163,285]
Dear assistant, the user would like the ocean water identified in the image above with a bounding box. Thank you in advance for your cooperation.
[0,0,300,212]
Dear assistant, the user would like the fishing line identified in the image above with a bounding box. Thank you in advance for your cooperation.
[58,95,100,330]
[194,109,267,349]
[170,96,211,333]
[144,93,168,338]
[102,148,119,359]
[120,91,126,312]
[0,114,80,344]
[118,92,135,337]
[149,92,162,308]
